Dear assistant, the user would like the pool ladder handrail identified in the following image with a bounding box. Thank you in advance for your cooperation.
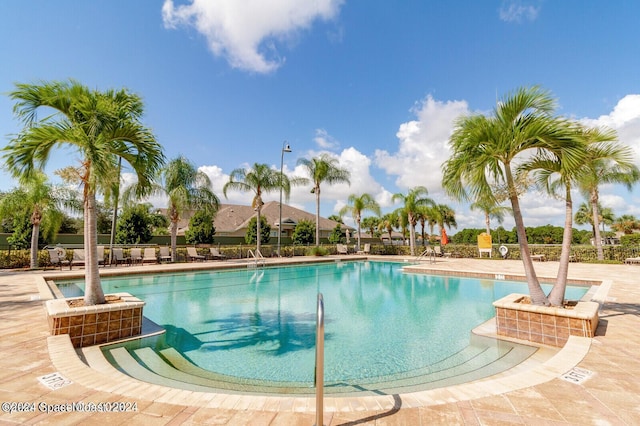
[246,249,265,268]
[315,293,325,426]
[415,247,436,264]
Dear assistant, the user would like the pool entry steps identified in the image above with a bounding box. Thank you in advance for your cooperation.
[100,333,537,396]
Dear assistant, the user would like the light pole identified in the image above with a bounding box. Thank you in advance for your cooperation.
[278,141,291,257]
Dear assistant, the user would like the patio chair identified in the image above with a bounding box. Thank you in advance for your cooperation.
[624,257,640,265]
[130,248,143,265]
[97,245,105,266]
[433,246,452,258]
[71,249,85,269]
[209,247,227,260]
[356,243,370,255]
[142,247,157,264]
[47,248,70,270]
[158,246,172,263]
[112,248,130,266]
[187,247,205,262]
[336,244,348,255]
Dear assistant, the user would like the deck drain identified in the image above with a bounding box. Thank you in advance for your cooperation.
[561,367,593,385]
[38,372,73,390]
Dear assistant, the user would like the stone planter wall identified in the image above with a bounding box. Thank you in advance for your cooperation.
[45,293,144,348]
[493,293,599,347]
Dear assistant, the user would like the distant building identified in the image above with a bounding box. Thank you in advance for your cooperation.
[162,201,354,239]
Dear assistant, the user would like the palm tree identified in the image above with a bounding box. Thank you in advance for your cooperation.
[150,156,219,261]
[0,172,79,268]
[339,193,381,250]
[612,215,640,234]
[223,163,292,255]
[470,197,511,235]
[442,86,581,305]
[3,79,164,305]
[391,186,435,256]
[297,154,350,246]
[434,203,457,241]
[378,213,398,243]
[575,126,639,260]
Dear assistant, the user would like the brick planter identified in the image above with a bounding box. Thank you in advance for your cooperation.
[493,293,599,347]
[45,293,144,348]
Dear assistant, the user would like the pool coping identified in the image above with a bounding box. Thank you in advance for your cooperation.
[41,257,601,412]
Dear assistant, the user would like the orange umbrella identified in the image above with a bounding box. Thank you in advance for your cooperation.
[441,228,449,245]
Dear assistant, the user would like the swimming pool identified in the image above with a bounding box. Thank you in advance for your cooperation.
[57,261,589,395]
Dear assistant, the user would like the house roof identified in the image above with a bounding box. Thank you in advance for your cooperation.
[161,201,354,235]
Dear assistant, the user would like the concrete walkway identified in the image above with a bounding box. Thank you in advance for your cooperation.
[0,257,639,425]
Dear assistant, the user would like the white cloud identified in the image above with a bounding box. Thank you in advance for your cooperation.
[498,1,540,23]
[374,95,470,194]
[313,128,340,150]
[162,0,344,73]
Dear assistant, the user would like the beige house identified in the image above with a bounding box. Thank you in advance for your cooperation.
[166,201,353,239]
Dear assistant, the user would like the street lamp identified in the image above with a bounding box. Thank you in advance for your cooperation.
[278,141,291,257]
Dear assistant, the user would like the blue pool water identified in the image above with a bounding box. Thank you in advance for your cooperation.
[57,261,588,393]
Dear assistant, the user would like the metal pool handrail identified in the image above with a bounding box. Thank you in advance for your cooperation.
[315,293,325,426]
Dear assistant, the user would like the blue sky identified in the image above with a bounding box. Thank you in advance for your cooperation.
[1,0,640,233]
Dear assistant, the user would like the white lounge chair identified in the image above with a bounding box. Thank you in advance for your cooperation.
[112,248,130,266]
[356,243,370,255]
[187,247,205,262]
[624,257,640,265]
[142,247,157,264]
[336,244,348,255]
[71,249,85,269]
[158,246,171,263]
[130,248,143,264]
[209,247,227,260]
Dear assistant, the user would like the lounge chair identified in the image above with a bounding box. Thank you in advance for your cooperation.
[130,248,143,265]
[71,249,85,269]
[142,247,157,264]
[433,246,452,258]
[187,247,205,262]
[97,245,105,266]
[356,243,370,255]
[112,248,130,266]
[530,254,546,262]
[209,247,227,260]
[47,248,70,270]
[336,244,348,255]
[158,246,171,263]
[624,257,640,265]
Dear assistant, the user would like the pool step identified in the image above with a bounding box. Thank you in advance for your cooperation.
[106,336,536,396]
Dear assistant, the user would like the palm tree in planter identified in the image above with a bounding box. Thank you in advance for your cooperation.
[339,193,381,251]
[0,171,80,268]
[3,79,165,305]
[392,186,435,256]
[442,85,582,306]
[297,154,350,246]
[146,156,219,262]
[224,163,299,255]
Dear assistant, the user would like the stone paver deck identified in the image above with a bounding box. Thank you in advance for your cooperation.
[1,256,639,425]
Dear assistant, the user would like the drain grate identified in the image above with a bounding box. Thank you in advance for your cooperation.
[561,367,593,384]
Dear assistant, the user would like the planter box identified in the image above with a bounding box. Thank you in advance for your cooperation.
[493,293,599,347]
[45,293,144,348]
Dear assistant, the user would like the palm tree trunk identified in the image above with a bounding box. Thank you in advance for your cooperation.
[30,223,40,269]
[356,217,362,251]
[83,191,105,305]
[591,190,604,261]
[170,220,178,262]
[315,188,321,246]
[408,214,417,256]
[485,213,491,235]
[548,185,573,306]
[256,207,262,255]
[505,166,548,305]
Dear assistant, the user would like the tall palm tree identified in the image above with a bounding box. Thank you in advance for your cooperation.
[150,156,219,261]
[434,203,457,240]
[442,86,581,305]
[339,193,381,250]
[297,154,350,246]
[612,214,640,234]
[391,186,435,256]
[0,172,79,268]
[223,163,292,255]
[575,202,614,239]
[3,79,164,305]
[576,126,639,260]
